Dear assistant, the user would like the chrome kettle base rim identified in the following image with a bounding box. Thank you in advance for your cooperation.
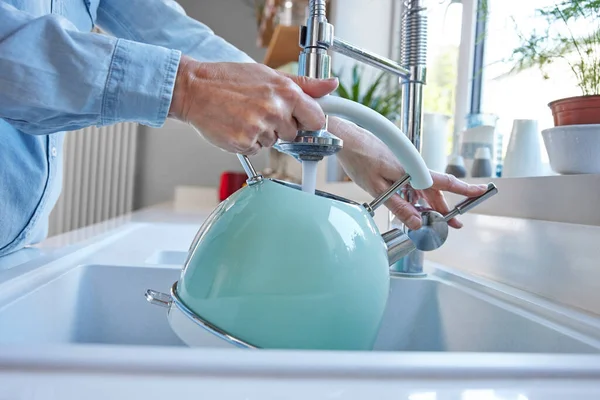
[150,282,258,349]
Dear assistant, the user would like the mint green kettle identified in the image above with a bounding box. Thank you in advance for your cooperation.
[145,95,436,350]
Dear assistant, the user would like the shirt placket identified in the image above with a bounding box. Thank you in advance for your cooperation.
[24,136,57,243]
[45,134,58,206]
[50,0,63,15]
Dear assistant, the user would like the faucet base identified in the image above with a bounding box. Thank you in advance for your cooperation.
[390,270,427,278]
[389,241,427,278]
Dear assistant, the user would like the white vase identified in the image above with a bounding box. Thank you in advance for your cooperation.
[502,119,543,178]
[421,113,450,173]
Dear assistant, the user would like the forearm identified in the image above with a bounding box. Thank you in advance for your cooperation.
[96,0,255,64]
[0,2,180,135]
[327,116,374,161]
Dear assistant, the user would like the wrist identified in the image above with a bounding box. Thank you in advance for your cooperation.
[328,116,365,160]
[168,54,195,120]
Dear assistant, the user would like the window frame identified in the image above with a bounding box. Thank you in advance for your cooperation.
[452,0,477,137]
[469,0,487,115]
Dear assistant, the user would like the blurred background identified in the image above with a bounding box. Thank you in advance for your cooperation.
[47,0,586,236]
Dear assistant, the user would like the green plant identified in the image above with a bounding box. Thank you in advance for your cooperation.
[333,65,403,121]
[507,0,600,96]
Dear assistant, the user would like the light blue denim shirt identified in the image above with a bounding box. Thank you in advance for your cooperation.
[0,0,254,256]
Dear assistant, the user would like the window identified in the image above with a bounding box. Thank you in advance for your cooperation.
[475,0,587,163]
[423,0,464,155]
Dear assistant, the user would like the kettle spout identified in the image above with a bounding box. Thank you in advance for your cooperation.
[382,228,416,266]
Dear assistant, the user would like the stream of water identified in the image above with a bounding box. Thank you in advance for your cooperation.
[301,161,318,195]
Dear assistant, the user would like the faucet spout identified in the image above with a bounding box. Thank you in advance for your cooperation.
[273,0,436,265]
[331,37,411,79]
[390,0,429,277]
[276,0,425,162]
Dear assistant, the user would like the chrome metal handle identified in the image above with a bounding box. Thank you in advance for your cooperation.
[444,183,498,222]
[145,289,172,308]
[236,154,263,185]
[397,183,499,253]
[364,174,411,216]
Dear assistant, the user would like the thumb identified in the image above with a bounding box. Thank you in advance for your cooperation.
[284,73,339,98]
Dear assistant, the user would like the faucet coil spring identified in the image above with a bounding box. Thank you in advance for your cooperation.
[401,0,428,68]
[309,0,327,18]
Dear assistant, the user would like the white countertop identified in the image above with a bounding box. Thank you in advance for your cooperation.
[1,202,600,399]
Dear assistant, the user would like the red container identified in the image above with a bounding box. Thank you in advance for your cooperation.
[219,172,248,201]
[548,95,600,126]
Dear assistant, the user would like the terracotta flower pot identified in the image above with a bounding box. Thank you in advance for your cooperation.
[548,95,600,126]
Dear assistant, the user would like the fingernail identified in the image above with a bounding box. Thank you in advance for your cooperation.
[477,184,488,189]
[407,215,422,230]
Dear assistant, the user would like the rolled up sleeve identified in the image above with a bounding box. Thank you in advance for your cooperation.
[102,39,180,127]
[0,1,181,135]
[96,0,255,64]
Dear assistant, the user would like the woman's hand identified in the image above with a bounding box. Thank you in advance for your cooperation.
[168,56,338,155]
[328,117,488,230]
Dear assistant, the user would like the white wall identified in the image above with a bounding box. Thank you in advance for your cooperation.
[330,0,398,85]
[134,0,268,210]
[134,0,401,208]
[134,119,268,210]
[325,0,399,181]
[177,0,266,63]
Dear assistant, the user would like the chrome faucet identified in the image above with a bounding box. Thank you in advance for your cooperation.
[384,183,498,266]
[274,0,431,276]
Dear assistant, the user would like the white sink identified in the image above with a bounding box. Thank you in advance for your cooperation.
[374,275,600,353]
[1,255,599,353]
[0,264,185,347]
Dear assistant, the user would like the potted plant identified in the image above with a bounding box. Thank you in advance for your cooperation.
[507,0,600,126]
[333,65,403,122]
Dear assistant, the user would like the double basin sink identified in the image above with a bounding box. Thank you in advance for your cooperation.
[1,248,599,353]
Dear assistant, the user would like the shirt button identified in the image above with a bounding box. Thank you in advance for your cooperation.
[51,147,57,157]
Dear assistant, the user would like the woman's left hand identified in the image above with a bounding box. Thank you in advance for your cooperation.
[328,117,488,231]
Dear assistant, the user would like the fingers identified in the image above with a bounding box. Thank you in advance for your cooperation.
[284,74,339,98]
[258,130,278,148]
[281,74,338,132]
[423,189,463,229]
[239,142,261,156]
[431,171,488,196]
[290,91,328,131]
[447,218,463,229]
[427,172,488,229]
[274,116,299,143]
[384,194,422,230]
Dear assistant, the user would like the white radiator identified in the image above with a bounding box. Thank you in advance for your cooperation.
[48,123,139,237]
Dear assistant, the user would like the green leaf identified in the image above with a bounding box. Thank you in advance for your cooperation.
[363,72,385,107]
[351,65,361,101]
[502,0,600,95]
[336,79,351,99]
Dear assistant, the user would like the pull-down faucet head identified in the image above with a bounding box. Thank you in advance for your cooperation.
[274,0,342,161]
[275,0,417,162]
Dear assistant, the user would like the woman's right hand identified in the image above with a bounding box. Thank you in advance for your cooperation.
[168,55,338,155]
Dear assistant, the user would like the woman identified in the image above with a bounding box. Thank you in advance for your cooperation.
[0,0,486,256]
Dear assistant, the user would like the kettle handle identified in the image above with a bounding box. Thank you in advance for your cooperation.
[236,154,263,185]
